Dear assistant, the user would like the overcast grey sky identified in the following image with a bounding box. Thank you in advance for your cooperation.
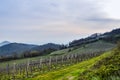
[0,0,120,44]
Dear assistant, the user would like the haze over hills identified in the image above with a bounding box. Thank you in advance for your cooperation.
[0,41,11,47]
[0,28,120,80]
[0,28,120,57]
[0,43,37,56]
[0,42,62,56]
[0,0,120,79]
[30,43,62,51]
[69,28,120,47]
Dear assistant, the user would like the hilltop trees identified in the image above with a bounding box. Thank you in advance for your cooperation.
[0,48,57,62]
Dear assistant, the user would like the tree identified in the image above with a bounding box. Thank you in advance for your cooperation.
[30,50,39,57]
[117,41,120,50]
[13,52,18,59]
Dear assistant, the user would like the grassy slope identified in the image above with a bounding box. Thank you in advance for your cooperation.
[26,48,120,80]
[50,40,115,56]
[0,55,48,68]
[0,41,115,68]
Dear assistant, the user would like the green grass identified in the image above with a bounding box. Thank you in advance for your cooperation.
[50,48,71,56]
[50,40,115,56]
[0,55,48,68]
[25,50,117,80]
[0,41,119,80]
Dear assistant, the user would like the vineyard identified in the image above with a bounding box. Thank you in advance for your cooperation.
[0,40,115,67]
[0,0,120,79]
[0,51,104,80]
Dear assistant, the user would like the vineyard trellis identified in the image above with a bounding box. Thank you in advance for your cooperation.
[0,51,105,80]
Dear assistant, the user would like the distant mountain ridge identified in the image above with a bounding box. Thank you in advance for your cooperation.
[0,28,120,56]
[0,43,37,56]
[30,43,61,51]
[0,42,62,56]
[0,41,10,47]
[69,28,120,47]
[103,28,120,36]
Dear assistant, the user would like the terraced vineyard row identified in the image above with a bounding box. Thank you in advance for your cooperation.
[0,51,104,80]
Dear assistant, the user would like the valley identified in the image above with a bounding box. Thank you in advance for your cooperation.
[0,28,120,80]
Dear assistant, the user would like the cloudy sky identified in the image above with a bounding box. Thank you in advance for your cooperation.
[0,0,120,44]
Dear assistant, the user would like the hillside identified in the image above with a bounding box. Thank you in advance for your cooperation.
[69,28,120,47]
[30,43,61,51]
[0,40,115,67]
[0,41,10,47]
[50,40,115,56]
[0,42,119,80]
[0,28,119,80]
[25,48,120,80]
[0,43,62,56]
[0,43,37,56]
[0,28,119,57]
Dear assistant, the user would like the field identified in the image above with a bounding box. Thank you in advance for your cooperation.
[26,52,112,80]
[0,41,115,67]
[0,50,103,80]
[0,40,118,80]
[25,48,120,80]
[50,40,115,55]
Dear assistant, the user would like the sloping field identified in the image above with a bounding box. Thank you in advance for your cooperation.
[50,40,115,56]
[25,48,120,80]
[0,40,115,68]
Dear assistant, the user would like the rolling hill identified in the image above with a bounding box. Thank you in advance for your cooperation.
[0,41,10,47]
[25,47,120,80]
[0,28,120,80]
[0,43,62,56]
[0,40,116,68]
[69,28,120,47]
[0,43,37,56]
[50,40,115,56]
[30,43,61,51]
[0,28,119,57]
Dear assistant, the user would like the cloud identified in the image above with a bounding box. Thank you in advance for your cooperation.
[0,0,120,44]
